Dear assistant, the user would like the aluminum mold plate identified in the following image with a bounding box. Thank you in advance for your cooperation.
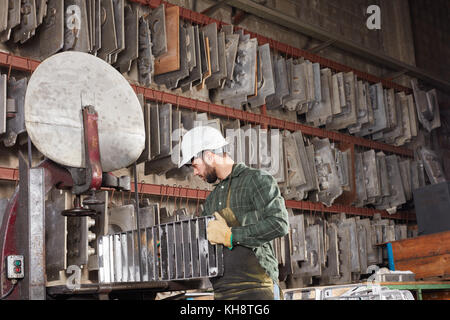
[24,52,145,172]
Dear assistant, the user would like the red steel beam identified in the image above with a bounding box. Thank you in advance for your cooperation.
[0,167,19,181]
[0,52,39,73]
[131,0,412,94]
[0,166,416,221]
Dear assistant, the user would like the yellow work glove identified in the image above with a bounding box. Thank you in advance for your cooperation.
[207,212,233,249]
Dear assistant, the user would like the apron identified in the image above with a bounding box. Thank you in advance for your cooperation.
[210,173,274,300]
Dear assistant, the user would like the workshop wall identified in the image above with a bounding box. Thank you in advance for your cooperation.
[0,0,442,203]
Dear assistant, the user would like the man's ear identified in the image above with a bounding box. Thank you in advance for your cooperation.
[202,151,215,166]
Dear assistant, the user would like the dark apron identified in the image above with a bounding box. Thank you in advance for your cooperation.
[210,174,274,300]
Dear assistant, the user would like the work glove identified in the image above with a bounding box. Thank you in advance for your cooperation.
[207,212,233,249]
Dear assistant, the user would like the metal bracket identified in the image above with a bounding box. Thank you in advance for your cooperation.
[3,77,27,147]
[63,0,90,53]
[148,4,167,57]
[13,0,37,44]
[358,83,388,136]
[247,43,275,108]
[220,37,257,109]
[206,31,227,90]
[0,0,21,42]
[154,25,189,89]
[266,55,289,110]
[311,137,343,207]
[137,16,154,86]
[326,72,357,130]
[116,2,139,73]
[376,155,406,212]
[418,146,446,184]
[180,25,202,92]
[110,0,125,64]
[306,68,333,126]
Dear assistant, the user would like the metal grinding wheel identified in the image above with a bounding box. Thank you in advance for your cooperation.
[25,51,145,172]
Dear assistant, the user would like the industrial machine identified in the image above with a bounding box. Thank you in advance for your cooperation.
[0,51,222,300]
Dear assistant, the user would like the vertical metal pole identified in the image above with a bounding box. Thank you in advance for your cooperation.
[133,162,143,282]
[417,288,423,301]
[27,137,32,168]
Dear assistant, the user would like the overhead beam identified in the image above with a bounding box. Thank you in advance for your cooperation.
[225,0,450,93]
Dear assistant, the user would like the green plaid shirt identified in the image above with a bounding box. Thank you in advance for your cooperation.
[202,163,289,283]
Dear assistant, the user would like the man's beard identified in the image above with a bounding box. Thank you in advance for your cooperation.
[204,163,218,184]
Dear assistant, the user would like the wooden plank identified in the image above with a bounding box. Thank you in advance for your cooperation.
[391,230,450,261]
[395,253,450,280]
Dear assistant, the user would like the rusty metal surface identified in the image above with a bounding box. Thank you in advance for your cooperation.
[137,16,154,86]
[24,51,145,172]
[180,25,202,91]
[0,0,20,42]
[154,25,188,89]
[3,77,27,147]
[20,0,65,61]
[110,0,125,63]
[0,74,5,135]
[148,4,167,58]
[201,23,219,74]
[97,0,117,62]
[63,0,90,53]
[13,0,37,44]
[154,6,179,75]
[0,0,8,32]
[116,2,139,73]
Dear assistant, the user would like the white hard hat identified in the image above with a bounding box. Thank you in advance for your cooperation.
[179,126,229,167]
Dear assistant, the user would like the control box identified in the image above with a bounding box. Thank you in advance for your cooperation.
[6,255,24,279]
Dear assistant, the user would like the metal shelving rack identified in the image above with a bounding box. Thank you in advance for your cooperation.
[0,0,419,222]
[0,166,415,221]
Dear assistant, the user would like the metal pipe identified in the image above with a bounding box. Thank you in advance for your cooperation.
[133,162,143,281]
[27,136,32,168]
[46,281,170,295]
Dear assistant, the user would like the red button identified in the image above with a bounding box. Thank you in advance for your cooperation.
[15,267,21,273]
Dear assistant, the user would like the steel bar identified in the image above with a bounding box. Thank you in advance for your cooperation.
[133,162,144,281]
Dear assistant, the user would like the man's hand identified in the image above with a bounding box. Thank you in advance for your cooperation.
[207,212,233,248]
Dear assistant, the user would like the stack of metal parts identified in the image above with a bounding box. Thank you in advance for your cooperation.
[354,146,447,212]
[283,284,414,300]
[0,1,154,82]
[275,211,413,288]
[210,113,346,207]
[354,151,414,213]
[98,215,223,283]
[0,73,27,147]
[135,97,438,211]
[0,0,442,149]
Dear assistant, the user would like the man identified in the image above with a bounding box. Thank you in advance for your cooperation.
[179,126,289,300]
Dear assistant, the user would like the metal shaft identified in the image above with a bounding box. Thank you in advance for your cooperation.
[133,162,143,282]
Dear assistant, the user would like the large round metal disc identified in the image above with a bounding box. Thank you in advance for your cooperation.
[25,52,145,172]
